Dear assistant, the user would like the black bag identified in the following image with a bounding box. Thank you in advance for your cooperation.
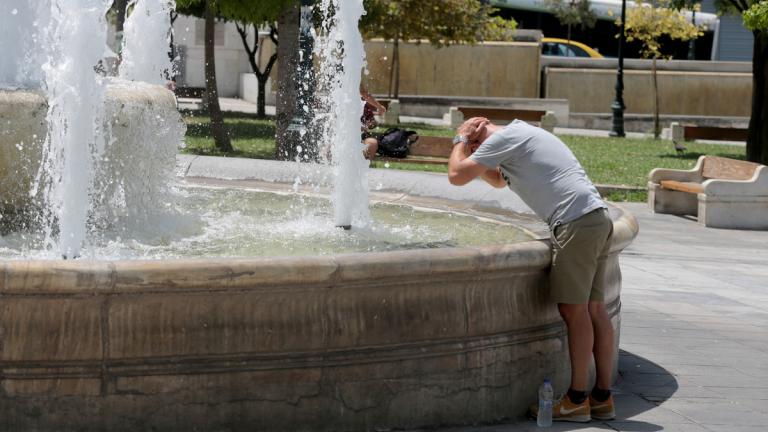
[376,128,418,158]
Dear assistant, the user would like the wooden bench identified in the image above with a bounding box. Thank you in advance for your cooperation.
[378,135,453,165]
[671,122,748,143]
[648,155,768,229]
[445,106,558,132]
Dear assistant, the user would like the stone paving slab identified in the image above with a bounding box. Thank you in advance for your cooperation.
[411,202,768,431]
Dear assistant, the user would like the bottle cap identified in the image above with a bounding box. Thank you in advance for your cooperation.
[544,378,551,384]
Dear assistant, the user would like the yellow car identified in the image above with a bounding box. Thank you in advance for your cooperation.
[542,38,604,59]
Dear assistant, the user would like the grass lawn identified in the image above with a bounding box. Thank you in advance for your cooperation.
[183,114,276,159]
[182,113,746,202]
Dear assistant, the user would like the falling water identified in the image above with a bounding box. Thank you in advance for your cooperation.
[120,0,175,85]
[37,0,113,258]
[315,0,371,229]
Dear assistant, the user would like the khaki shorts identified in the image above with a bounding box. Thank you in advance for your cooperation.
[549,208,613,304]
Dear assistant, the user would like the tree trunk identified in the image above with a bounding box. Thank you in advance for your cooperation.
[115,0,128,34]
[275,3,300,160]
[747,31,768,165]
[113,0,129,74]
[204,0,232,152]
[652,57,660,139]
[257,76,267,118]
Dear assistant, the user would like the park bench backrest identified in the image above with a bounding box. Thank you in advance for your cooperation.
[458,107,546,123]
[702,156,761,181]
[683,125,748,142]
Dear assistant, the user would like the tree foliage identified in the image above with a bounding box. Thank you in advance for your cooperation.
[623,0,702,60]
[175,0,294,23]
[744,1,768,30]
[544,0,597,41]
[669,0,702,13]
[360,0,516,45]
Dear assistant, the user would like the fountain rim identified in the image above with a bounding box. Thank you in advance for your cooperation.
[0,155,639,295]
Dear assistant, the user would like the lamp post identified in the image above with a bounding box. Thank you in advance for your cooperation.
[687,8,696,60]
[610,0,627,137]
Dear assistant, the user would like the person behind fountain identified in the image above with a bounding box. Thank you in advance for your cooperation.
[447,117,616,423]
[359,84,386,160]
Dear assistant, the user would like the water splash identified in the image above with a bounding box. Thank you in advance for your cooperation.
[0,1,51,89]
[120,0,175,85]
[314,0,371,229]
[37,0,112,258]
[0,186,531,259]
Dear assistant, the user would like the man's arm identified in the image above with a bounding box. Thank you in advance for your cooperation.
[448,144,505,187]
[448,117,505,187]
[448,143,485,185]
[480,167,507,188]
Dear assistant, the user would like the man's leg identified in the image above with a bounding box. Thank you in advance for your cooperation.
[589,300,614,390]
[529,301,592,422]
[542,209,612,422]
[588,300,616,420]
[558,303,594,392]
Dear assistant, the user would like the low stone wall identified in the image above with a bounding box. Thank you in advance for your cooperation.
[544,67,751,117]
[364,40,541,99]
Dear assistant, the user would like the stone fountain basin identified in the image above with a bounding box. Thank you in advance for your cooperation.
[0,83,182,214]
[0,156,638,431]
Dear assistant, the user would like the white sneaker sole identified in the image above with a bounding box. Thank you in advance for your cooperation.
[592,411,616,421]
[554,414,591,423]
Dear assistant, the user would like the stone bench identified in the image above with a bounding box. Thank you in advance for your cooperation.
[377,99,400,125]
[648,155,768,229]
[445,106,558,132]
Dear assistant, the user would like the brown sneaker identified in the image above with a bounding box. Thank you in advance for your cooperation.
[530,393,591,423]
[590,394,615,420]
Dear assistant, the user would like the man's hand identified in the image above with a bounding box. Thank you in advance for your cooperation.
[457,117,489,143]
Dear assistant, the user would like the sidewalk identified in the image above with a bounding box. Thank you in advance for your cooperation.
[177,97,276,116]
[411,202,768,431]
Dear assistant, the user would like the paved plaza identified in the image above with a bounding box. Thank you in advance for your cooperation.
[413,202,768,431]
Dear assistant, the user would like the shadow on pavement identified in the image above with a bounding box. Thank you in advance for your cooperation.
[500,350,679,431]
[409,350,679,432]
[537,349,680,431]
[590,349,680,432]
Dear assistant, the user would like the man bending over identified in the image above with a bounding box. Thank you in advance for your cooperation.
[448,117,615,423]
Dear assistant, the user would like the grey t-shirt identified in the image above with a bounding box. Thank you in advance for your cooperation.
[469,120,605,227]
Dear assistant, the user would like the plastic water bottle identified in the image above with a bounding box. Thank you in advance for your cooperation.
[537,379,553,427]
